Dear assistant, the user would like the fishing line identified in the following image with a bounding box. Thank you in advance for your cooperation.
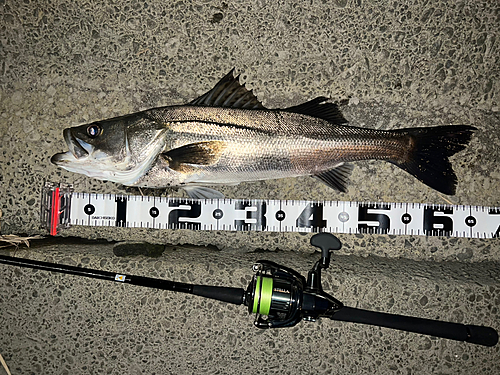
[41,182,500,238]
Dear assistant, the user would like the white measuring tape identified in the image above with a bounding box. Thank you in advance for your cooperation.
[41,183,500,238]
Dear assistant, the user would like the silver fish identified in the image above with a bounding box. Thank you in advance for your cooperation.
[51,70,475,198]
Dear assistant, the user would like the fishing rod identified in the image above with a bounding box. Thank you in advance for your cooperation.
[0,233,497,347]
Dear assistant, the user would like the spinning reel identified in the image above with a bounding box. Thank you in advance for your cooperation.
[247,233,343,328]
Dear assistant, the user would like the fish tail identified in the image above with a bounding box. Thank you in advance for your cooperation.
[390,125,476,195]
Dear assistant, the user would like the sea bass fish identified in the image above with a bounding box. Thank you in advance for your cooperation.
[51,70,475,198]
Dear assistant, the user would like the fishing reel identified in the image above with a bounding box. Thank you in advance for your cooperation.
[246,233,344,328]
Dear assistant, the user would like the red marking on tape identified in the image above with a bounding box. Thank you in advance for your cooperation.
[50,187,60,236]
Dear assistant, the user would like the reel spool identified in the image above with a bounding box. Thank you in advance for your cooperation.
[247,261,305,328]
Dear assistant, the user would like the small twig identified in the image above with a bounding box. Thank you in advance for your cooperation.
[0,235,44,249]
[0,353,12,375]
[136,48,149,56]
[437,193,454,206]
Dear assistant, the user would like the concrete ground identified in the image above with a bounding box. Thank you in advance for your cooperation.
[1,0,499,374]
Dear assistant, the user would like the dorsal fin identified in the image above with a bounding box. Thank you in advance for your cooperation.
[284,97,348,124]
[189,69,265,109]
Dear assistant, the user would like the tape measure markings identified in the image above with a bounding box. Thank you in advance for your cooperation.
[41,183,500,238]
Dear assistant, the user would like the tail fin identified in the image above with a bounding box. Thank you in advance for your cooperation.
[391,125,476,195]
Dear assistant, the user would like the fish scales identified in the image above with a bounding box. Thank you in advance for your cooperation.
[153,106,409,165]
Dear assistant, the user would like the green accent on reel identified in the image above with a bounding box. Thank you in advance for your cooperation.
[253,276,273,315]
[252,276,261,314]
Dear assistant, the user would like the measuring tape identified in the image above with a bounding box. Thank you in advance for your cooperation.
[41,182,500,238]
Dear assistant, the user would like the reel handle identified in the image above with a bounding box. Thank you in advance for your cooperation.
[310,233,342,269]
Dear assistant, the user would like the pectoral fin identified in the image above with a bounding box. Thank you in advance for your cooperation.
[314,163,354,193]
[184,186,225,199]
[162,141,227,172]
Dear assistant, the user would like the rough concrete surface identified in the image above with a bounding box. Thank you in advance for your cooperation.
[1,242,499,375]
[1,0,499,373]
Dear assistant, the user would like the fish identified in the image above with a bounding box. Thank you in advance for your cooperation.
[51,69,476,199]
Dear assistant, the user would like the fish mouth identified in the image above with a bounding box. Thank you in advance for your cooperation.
[51,129,93,165]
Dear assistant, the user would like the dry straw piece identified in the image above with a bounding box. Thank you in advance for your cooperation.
[0,235,43,249]
[0,353,12,375]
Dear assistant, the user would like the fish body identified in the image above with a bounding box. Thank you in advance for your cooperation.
[51,70,475,198]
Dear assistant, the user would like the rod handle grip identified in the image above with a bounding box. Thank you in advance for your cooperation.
[192,285,245,305]
[331,307,498,347]
[465,324,499,347]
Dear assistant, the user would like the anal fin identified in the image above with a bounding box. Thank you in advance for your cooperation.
[314,163,354,193]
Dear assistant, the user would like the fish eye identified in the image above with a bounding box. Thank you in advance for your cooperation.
[87,123,102,138]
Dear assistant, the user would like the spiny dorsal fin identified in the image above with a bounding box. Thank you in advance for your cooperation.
[189,69,265,109]
[285,97,348,125]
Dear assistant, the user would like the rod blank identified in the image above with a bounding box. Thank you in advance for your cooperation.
[0,255,244,304]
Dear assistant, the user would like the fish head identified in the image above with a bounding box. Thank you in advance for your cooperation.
[51,113,166,185]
